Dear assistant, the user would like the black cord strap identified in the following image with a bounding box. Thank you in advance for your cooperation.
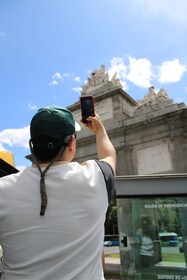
[29,140,67,216]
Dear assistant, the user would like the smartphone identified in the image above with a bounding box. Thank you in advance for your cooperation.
[80,96,95,123]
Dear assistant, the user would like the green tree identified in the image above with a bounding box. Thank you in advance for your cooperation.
[155,198,182,234]
[105,199,118,235]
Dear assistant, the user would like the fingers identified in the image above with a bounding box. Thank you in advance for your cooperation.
[87,114,100,122]
[79,113,102,133]
[80,113,100,124]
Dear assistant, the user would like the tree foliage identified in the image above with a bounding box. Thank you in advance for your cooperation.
[105,199,118,235]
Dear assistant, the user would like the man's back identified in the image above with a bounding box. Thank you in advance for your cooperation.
[0,106,116,279]
[0,160,108,280]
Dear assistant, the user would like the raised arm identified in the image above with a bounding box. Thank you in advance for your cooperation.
[84,114,116,173]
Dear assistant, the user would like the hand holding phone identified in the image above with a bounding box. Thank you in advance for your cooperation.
[80,96,95,123]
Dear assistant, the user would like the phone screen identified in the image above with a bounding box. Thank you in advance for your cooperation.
[80,96,95,123]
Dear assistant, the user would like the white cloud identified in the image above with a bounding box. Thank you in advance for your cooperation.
[28,102,38,111]
[158,59,186,83]
[49,72,77,87]
[73,76,81,82]
[0,126,30,149]
[63,73,71,78]
[0,143,6,150]
[108,56,186,90]
[49,80,59,86]
[83,80,87,85]
[52,72,63,80]
[49,72,64,86]
[120,81,128,91]
[127,56,153,88]
[108,57,128,90]
[108,56,153,89]
[108,57,127,79]
[72,87,82,94]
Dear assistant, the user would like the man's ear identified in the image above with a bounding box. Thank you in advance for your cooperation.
[68,135,75,151]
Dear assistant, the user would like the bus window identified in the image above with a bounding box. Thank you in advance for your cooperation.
[104,235,119,246]
[159,232,179,246]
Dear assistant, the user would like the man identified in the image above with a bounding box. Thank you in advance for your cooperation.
[0,105,116,280]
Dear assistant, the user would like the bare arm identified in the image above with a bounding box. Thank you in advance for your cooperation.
[84,114,116,173]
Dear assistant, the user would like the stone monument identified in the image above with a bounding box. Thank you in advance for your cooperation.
[68,65,187,176]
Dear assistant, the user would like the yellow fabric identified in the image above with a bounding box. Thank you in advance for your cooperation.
[0,150,15,167]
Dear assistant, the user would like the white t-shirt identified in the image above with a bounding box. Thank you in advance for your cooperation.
[140,236,154,257]
[0,160,114,280]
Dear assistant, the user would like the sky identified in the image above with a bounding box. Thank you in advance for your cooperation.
[0,0,187,169]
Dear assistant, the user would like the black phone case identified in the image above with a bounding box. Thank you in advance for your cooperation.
[80,96,95,123]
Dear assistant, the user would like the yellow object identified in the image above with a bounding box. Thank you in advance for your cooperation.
[0,150,15,167]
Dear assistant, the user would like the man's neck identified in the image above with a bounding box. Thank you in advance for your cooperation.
[32,160,70,167]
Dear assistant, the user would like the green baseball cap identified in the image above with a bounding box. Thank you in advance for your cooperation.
[30,105,80,149]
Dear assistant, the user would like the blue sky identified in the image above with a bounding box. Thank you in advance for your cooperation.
[0,0,187,169]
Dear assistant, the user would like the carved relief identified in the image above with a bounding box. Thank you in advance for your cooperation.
[81,64,123,94]
[137,86,170,108]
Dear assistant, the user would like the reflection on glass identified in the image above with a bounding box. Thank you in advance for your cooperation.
[135,215,159,268]
[117,197,187,279]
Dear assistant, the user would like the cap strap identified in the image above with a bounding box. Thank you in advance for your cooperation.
[29,140,66,216]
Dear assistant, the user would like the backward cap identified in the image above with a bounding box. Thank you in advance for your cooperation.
[30,106,75,148]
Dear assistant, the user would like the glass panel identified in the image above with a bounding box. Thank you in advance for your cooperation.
[117,197,187,280]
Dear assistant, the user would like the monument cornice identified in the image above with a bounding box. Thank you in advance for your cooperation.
[67,87,137,112]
